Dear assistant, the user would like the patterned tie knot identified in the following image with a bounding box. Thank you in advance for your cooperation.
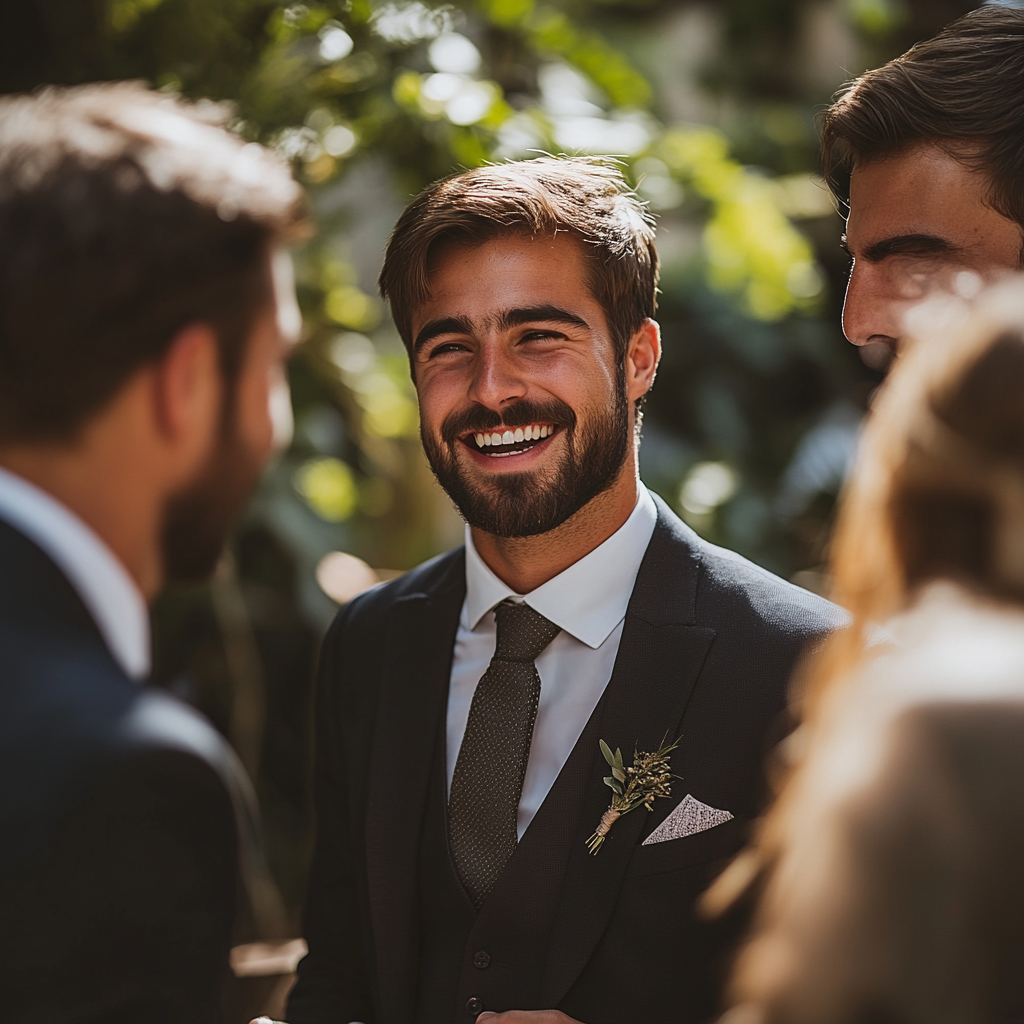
[493,599,561,663]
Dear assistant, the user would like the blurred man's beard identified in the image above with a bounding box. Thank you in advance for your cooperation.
[422,380,630,538]
[159,418,264,584]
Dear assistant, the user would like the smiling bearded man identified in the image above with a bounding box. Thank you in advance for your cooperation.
[287,157,845,1024]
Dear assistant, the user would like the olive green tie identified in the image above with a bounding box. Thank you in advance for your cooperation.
[448,599,561,908]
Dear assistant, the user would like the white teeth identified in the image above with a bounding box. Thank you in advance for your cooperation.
[471,424,555,450]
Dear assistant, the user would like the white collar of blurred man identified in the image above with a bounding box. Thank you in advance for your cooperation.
[820,6,1024,362]
[0,464,150,679]
[0,246,299,604]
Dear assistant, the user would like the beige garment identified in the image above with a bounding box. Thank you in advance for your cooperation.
[730,583,1024,1024]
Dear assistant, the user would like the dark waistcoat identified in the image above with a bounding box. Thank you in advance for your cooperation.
[415,693,612,1023]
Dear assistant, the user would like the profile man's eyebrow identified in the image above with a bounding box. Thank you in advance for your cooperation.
[497,306,590,331]
[413,315,475,353]
[860,234,966,263]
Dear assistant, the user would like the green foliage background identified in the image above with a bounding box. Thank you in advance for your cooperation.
[1,0,980,926]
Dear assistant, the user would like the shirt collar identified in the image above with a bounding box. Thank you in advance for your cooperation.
[463,486,658,649]
[0,465,151,681]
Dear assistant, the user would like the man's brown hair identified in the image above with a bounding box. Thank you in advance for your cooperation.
[821,7,1024,232]
[378,156,659,362]
[0,82,306,441]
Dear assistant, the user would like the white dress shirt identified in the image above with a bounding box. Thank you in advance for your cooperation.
[447,486,658,838]
[0,465,150,680]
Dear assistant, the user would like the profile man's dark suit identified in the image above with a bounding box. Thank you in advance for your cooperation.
[0,519,251,1024]
[290,494,844,1024]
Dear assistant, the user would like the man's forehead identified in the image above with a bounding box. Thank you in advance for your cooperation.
[849,146,988,222]
[845,146,1016,261]
[413,235,599,320]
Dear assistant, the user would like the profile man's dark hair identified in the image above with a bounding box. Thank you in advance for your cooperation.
[0,82,307,442]
[378,156,659,362]
[820,7,1024,234]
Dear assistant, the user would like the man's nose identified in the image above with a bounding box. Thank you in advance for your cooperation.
[842,262,899,351]
[467,344,528,411]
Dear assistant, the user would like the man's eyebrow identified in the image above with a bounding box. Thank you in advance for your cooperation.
[497,305,591,332]
[859,233,966,263]
[413,315,475,353]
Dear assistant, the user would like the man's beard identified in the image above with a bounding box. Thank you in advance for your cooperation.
[422,378,630,539]
[159,417,264,584]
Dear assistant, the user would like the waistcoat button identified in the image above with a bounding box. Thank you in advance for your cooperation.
[466,996,485,1016]
[473,950,491,969]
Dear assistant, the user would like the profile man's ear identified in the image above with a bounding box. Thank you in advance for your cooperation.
[625,318,661,402]
[152,322,222,446]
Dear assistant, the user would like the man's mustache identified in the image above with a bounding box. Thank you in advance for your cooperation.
[440,399,578,446]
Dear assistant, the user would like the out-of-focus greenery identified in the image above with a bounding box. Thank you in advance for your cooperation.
[2,0,981,929]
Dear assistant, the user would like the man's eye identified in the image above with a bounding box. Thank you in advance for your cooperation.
[428,341,467,357]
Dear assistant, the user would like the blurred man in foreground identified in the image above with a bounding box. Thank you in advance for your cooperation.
[824,6,1024,357]
[0,84,303,1022]
[287,158,843,1024]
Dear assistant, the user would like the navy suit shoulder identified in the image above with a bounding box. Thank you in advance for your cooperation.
[695,534,843,636]
[314,545,465,712]
[0,520,240,1024]
[650,492,843,634]
[330,545,464,627]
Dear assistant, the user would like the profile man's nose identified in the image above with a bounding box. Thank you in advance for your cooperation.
[842,267,898,351]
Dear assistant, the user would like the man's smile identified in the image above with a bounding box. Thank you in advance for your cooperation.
[461,422,559,459]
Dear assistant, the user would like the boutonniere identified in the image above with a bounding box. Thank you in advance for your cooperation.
[586,737,679,854]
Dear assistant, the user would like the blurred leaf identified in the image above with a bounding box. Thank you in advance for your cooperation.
[294,457,358,521]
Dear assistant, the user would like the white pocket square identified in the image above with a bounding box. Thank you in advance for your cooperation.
[642,794,733,845]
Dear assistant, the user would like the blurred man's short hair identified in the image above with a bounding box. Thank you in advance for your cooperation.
[821,7,1024,237]
[0,82,306,441]
[378,156,659,361]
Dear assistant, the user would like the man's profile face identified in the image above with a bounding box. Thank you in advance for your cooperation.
[842,143,1023,357]
[161,250,300,582]
[411,232,632,538]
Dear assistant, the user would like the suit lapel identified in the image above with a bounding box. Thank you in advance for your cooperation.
[541,504,716,1006]
[364,554,466,1024]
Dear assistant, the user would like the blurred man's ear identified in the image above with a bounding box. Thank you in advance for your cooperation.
[152,322,223,458]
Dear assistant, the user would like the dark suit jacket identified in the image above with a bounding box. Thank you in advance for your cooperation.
[0,519,246,1024]
[289,496,844,1024]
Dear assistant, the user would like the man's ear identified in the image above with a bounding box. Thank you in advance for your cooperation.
[152,323,222,452]
[625,318,661,403]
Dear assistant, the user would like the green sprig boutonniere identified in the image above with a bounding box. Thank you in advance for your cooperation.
[586,737,679,855]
